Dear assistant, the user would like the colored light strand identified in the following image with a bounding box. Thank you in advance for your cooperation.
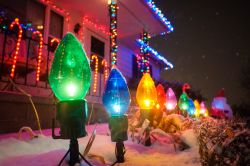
[91,55,99,93]
[20,23,36,32]
[109,1,118,66]
[32,31,43,81]
[144,0,174,33]
[136,38,174,70]
[9,18,23,78]
[102,59,109,84]
[83,16,110,36]
[135,54,142,72]
[139,31,150,73]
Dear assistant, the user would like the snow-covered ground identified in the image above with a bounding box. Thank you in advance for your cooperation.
[0,124,200,166]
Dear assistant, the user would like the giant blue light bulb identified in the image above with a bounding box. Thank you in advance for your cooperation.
[187,99,196,116]
[102,68,131,117]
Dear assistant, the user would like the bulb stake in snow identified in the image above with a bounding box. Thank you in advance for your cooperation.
[49,33,92,166]
[136,73,157,146]
[102,67,130,163]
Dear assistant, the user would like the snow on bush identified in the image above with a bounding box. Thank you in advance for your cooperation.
[195,118,250,165]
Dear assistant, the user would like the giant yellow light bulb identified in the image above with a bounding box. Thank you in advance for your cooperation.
[194,100,200,117]
[136,73,157,109]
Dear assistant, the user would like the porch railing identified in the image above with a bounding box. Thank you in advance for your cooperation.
[0,30,53,89]
[0,30,106,99]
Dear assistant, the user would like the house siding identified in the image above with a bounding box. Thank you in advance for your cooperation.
[117,44,134,79]
[151,60,161,81]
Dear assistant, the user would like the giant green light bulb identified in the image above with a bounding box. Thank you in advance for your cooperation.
[49,33,91,101]
[178,92,189,111]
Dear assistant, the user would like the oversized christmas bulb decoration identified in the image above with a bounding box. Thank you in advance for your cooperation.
[178,92,189,111]
[102,67,130,163]
[200,101,208,117]
[187,99,195,116]
[49,33,91,101]
[156,84,166,110]
[136,73,156,147]
[49,33,92,166]
[165,88,177,111]
[194,100,200,117]
[136,73,157,110]
[102,67,131,117]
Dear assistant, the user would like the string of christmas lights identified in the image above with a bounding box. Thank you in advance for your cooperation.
[139,31,150,73]
[144,0,174,33]
[136,38,174,70]
[91,54,99,93]
[9,18,23,78]
[39,0,70,31]
[109,1,118,67]
[20,23,36,32]
[32,31,43,81]
[83,16,110,36]
[135,54,142,73]
[101,59,108,84]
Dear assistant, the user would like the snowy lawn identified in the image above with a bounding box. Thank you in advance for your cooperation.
[0,124,200,166]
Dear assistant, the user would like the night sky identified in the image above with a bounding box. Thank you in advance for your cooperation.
[151,0,249,105]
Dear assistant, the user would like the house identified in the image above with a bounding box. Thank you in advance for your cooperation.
[0,0,174,133]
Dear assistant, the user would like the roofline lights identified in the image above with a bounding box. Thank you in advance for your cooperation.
[144,0,174,33]
[136,39,174,70]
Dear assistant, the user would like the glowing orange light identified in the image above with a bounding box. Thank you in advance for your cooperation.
[9,18,23,78]
[101,59,109,84]
[156,103,160,110]
[136,73,157,109]
[32,31,43,81]
[50,38,60,46]
[91,55,99,93]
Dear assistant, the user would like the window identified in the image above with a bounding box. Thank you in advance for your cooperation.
[91,36,104,57]
[0,0,27,20]
[49,11,64,39]
[26,0,45,34]
[0,0,45,34]
[90,36,105,73]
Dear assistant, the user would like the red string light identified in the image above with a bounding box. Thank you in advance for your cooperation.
[91,55,99,93]
[102,59,108,84]
[9,18,23,78]
[32,31,43,81]
[83,16,110,36]
[39,0,70,31]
